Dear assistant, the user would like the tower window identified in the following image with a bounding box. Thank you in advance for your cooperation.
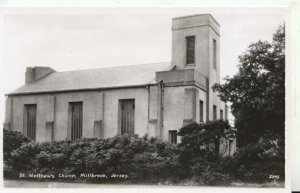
[213,39,217,69]
[186,36,195,65]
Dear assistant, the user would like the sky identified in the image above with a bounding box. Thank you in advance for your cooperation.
[0,7,287,127]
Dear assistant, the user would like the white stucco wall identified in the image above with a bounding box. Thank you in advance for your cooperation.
[7,87,150,142]
[162,86,185,141]
[196,88,207,123]
[102,88,149,138]
[172,27,210,77]
[10,95,50,142]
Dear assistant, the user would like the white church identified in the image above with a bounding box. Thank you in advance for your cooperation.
[4,14,236,156]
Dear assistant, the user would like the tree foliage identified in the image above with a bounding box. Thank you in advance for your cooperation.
[177,121,236,185]
[4,126,283,185]
[3,129,31,158]
[178,120,235,160]
[3,129,31,178]
[213,24,285,148]
[4,134,181,184]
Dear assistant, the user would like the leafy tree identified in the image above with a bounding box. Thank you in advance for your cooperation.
[213,24,285,149]
[178,120,235,160]
[177,120,236,185]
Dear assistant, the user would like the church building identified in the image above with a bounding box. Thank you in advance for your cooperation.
[4,14,235,155]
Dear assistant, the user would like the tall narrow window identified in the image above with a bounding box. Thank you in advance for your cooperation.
[186,36,195,65]
[200,100,204,123]
[120,99,135,135]
[213,105,217,121]
[69,102,83,141]
[225,105,228,120]
[213,39,217,69]
[220,109,224,120]
[24,104,37,141]
[169,130,177,144]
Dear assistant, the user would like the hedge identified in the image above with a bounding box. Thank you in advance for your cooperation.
[3,129,31,179]
[3,125,284,185]
[4,133,182,184]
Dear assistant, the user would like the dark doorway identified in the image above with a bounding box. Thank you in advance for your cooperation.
[69,102,83,141]
[120,99,135,135]
[24,104,37,141]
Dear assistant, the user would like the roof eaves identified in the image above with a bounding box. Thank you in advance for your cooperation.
[6,83,159,96]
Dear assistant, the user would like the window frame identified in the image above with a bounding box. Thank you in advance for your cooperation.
[119,99,135,135]
[213,39,217,69]
[213,105,217,121]
[200,100,204,123]
[186,36,195,65]
[168,130,178,144]
[220,109,224,120]
[23,104,37,141]
[68,101,83,141]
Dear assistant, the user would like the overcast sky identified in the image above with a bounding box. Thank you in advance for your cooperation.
[0,7,287,125]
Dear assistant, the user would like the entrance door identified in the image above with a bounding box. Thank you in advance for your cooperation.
[120,99,135,135]
[24,104,37,140]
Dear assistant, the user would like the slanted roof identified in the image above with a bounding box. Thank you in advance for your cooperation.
[8,62,172,96]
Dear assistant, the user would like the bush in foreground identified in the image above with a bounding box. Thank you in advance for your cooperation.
[178,121,284,185]
[177,120,235,185]
[3,126,284,186]
[221,137,285,183]
[3,129,31,178]
[5,134,181,184]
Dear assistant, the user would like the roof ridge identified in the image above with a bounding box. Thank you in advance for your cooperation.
[54,61,171,73]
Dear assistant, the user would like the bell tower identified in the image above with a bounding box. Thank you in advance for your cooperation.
[155,14,222,124]
[171,14,220,83]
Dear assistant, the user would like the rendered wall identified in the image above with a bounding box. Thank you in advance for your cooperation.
[207,26,221,121]
[161,86,185,141]
[172,25,210,76]
[161,85,203,142]
[196,88,207,123]
[9,94,53,142]
[148,85,160,138]
[7,87,150,142]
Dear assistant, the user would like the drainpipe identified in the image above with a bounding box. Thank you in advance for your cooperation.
[158,80,164,140]
[146,84,150,133]
[206,77,210,122]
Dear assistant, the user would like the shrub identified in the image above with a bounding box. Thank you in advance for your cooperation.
[177,121,236,185]
[5,134,181,184]
[221,137,285,183]
[3,127,284,185]
[177,121,284,185]
[3,129,31,179]
[178,120,235,159]
[3,129,31,159]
